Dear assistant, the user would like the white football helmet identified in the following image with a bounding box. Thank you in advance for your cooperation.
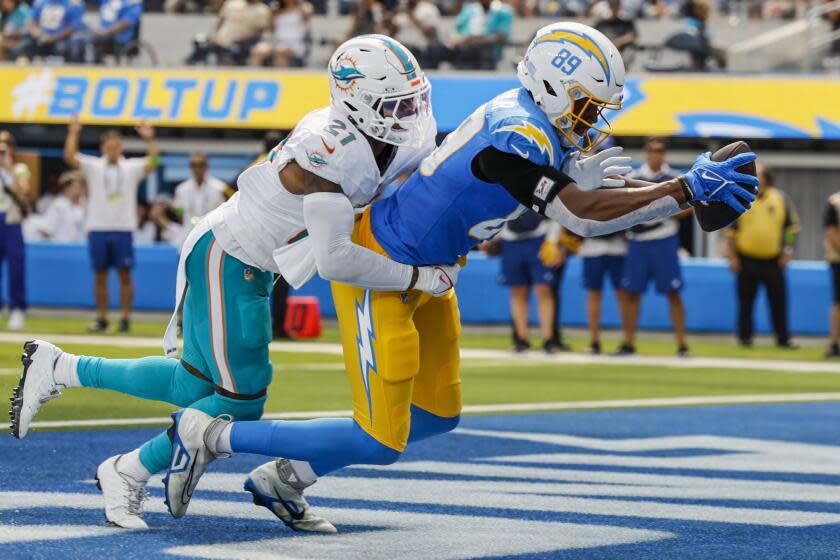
[328,34,432,147]
[517,22,626,152]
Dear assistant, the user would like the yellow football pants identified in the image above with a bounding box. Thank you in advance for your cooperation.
[331,208,463,452]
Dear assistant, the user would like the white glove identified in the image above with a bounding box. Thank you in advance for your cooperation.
[562,146,633,191]
[414,264,460,297]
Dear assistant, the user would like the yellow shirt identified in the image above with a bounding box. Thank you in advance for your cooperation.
[728,186,799,259]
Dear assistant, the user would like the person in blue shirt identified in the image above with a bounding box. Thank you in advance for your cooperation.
[162,22,759,532]
[90,0,144,62]
[12,0,84,61]
[0,0,32,61]
[448,0,513,69]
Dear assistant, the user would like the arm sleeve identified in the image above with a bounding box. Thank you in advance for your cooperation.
[824,203,838,228]
[302,191,414,290]
[544,190,683,238]
[471,146,574,208]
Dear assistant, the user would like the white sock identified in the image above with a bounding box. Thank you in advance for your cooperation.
[53,352,80,388]
[289,460,318,486]
[216,423,234,455]
[116,449,151,483]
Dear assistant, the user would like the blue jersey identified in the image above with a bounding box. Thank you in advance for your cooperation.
[99,0,143,44]
[371,88,571,266]
[32,0,84,37]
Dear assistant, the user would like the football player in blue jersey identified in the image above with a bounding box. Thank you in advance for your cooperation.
[165,22,758,530]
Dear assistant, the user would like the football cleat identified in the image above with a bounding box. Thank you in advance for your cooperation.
[163,408,230,519]
[95,455,150,529]
[245,459,337,533]
[9,340,64,439]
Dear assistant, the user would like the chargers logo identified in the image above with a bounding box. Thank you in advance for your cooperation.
[496,121,555,166]
[355,289,377,422]
[331,54,366,92]
[533,30,611,84]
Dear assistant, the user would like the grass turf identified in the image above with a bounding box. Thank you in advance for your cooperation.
[0,333,838,428]
[13,315,838,362]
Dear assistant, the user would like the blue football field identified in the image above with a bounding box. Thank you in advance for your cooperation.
[1,403,839,559]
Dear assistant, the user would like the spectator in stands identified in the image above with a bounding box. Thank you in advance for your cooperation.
[249,0,312,67]
[494,211,558,353]
[64,117,159,333]
[12,0,85,62]
[448,0,514,70]
[644,0,680,19]
[0,131,31,331]
[173,152,229,233]
[0,0,32,61]
[594,0,637,53]
[186,0,271,65]
[390,0,442,68]
[823,191,840,358]
[727,164,799,349]
[90,0,144,63]
[824,0,840,62]
[345,0,386,39]
[667,0,727,70]
[617,138,690,357]
[32,170,86,243]
[579,233,627,354]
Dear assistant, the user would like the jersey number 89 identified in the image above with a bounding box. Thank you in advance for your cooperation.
[551,48,582,76]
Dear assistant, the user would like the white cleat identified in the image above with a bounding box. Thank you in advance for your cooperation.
[163,408,230,519]
[9,340,64,439]
[95,455,150,529]
[245,459,337,533]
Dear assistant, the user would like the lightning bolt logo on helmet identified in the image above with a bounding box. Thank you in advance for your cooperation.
[355,289,377,422]
[495,121,555,166]
[532,29,612,84]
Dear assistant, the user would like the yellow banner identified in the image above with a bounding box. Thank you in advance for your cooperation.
[612,76,840,139]
[0,66,330,129]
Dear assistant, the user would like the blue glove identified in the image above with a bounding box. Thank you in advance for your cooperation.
[680,151,759,213]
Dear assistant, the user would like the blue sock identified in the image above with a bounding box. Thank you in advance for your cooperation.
[231,418,400,476]
[408,405,460,443]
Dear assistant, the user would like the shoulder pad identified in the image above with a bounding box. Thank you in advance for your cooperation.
[489,117,558,167]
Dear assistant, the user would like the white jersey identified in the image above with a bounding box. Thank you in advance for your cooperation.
[77,153,146,232]
[208,106,437,273]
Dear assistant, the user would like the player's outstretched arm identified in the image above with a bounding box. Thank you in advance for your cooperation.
[551,152,758,236]
[473,146,757,238]
[291,163,457,295]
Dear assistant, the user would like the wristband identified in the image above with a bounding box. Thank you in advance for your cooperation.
[148,154,161,167]
[407,266,419,290]
[677,176,694,204]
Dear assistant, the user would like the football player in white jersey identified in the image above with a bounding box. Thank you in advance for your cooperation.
[8,35,457,531]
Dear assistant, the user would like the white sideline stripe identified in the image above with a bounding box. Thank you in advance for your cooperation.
[21,392,840,430]
[0,332,837,373]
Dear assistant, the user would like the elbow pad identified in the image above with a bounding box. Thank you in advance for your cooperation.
[471,147,574,214]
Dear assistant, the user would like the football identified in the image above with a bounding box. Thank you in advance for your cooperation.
[693,140,757,232]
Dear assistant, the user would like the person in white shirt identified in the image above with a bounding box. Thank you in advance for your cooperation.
[63,116,159,333]
[173,152,229,231]
[35,170,86,243]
